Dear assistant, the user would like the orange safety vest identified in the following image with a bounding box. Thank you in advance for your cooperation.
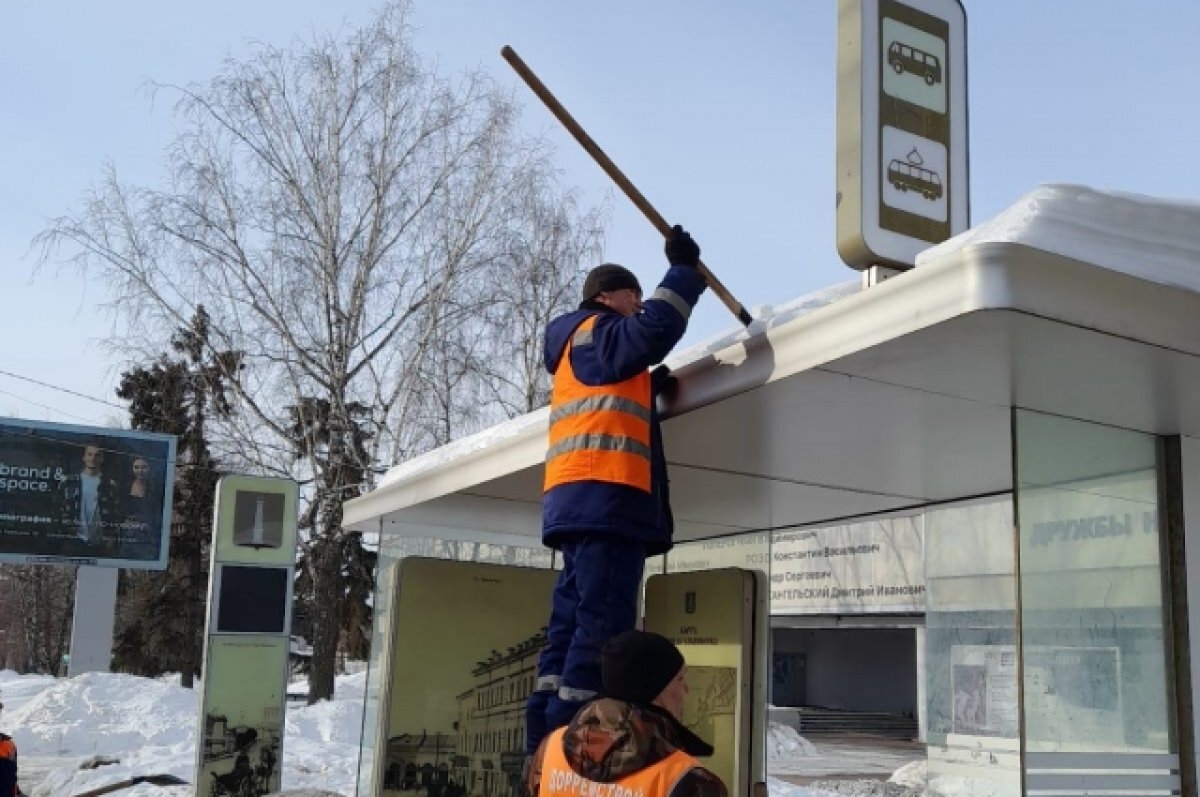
[544,315,653,494]
[0,734,16,797]
[537,727,699,797]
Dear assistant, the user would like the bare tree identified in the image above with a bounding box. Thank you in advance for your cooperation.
[481,183,606,416]
[408,179,605,451]
[6,565,76,674]
[36,1,603,701]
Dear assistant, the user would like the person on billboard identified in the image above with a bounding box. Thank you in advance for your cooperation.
[525,630,726,797]
[57,442,120,547]
[526,226,707,755]
[118,456,162,560]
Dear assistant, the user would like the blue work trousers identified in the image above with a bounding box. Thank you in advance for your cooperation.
[525,536,645,752]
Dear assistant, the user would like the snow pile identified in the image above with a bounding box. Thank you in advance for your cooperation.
[917,183,1200,294]
[888,760,926,790]
[287,669,366,703]
[767,777,922,797]
[4,670,367,796]
[281,730,361,795]
[0,670,59,714]
[804,781,920,797]
[924,774,1010,797]
[283,674,368,793]
[33,744,194,797]
[329,670,366,702]
[767,721,818,761]
[767,776,837,797]
[6,671,197,755]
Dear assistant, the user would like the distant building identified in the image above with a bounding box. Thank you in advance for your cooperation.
[384,629,545,797]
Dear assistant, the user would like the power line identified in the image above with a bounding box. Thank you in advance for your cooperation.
[0,367,125,411]
[0,365,298,459]
[0,365,378,467]
[0,387,99,425]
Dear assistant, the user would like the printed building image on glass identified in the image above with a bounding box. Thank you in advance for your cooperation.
[197,635,286,796]
[879,0,953,244]
[379,558,559,797]
[0,417,175,568]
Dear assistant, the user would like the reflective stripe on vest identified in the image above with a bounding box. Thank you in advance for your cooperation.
[537,726,698,797]
[545,315,653,494]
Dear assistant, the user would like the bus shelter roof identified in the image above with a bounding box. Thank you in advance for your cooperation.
[344,185,1200,549]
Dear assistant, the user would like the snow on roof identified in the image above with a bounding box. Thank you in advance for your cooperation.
[918,183,1200,292]
[664,280,860,369]
[376,279,861,490]
[377,406,550,489]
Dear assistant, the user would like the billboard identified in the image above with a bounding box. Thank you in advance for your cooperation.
[0,417,175,569]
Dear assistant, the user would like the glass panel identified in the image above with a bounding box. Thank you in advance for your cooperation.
[357,543,396,796]
[1015,411,1174,769]
[355,530,552,797]
[664,533,770,792]
[924,496,1021,797]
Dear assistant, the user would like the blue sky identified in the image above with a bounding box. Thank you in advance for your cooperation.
[2,1,1197,431]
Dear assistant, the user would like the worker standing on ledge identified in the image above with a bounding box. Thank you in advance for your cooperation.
[525,225,707,755]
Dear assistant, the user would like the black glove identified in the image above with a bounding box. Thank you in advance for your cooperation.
[664,225,700,268]
[651,364,678,400]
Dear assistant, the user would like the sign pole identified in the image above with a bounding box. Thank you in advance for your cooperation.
[67,565,118,676]
[194,475,299,797]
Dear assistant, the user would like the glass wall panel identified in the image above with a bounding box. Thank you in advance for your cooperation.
[665,533,770,792]
[924,496,1020,797]
[1015,410,1177,795]
[356,529,552,797]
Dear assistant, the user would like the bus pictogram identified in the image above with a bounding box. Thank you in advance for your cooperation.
[887,41,942,86]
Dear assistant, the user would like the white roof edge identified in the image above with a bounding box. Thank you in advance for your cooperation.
[345,408,549,531]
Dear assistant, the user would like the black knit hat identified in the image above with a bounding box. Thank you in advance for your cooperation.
[581,263,642,304]
[602,630,684,706]
[601,630,714,757]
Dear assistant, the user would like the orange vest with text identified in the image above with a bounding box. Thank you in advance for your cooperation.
[544,314,653,494]
[537,726,699,797]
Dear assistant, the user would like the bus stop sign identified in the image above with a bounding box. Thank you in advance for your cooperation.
[836,0,968,270]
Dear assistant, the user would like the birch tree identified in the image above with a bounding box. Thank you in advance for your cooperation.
[36,1,605,700]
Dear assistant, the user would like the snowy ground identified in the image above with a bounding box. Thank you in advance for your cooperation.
[766,724,924,797]
[0,670,925,797]
[0,668,362,796]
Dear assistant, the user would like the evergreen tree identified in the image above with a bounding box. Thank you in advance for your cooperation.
[112,307,239,687]
[288,397,376,674]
